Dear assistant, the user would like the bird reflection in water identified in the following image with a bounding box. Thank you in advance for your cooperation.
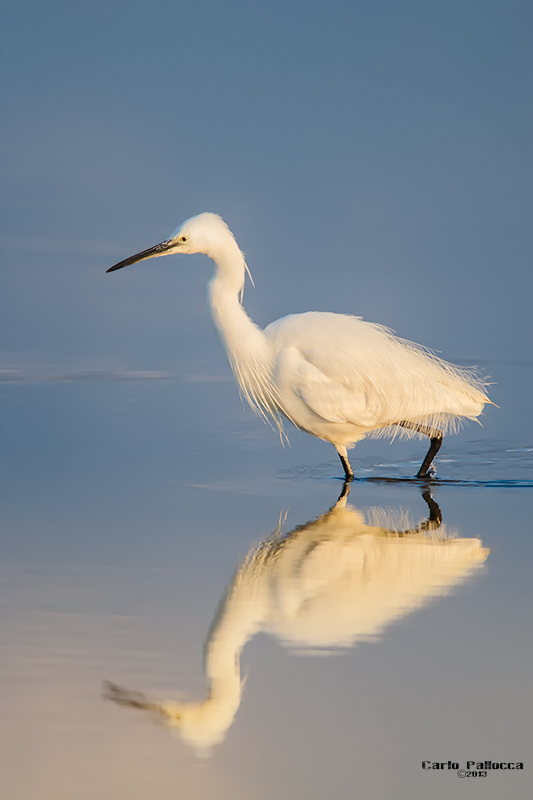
[105,485,488,755]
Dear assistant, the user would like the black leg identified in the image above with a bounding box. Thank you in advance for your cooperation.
[397,421,443,479]
[416,435,443,479]
[338,451,354,482]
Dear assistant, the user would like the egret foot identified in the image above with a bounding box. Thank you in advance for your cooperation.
[416,435,443,479]
[336,446,354,482]
[397,421,443,479]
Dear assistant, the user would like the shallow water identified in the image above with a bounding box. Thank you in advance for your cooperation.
[3,366,532,800]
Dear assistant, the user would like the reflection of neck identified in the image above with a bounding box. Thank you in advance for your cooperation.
[200,671,242,728]
[167,576,268,752]
[204,575,267,692]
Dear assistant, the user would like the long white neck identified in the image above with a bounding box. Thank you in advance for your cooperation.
[207,239,281,423]
[207,239,264,354]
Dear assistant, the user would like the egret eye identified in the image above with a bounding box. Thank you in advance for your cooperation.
[179,235,188,243]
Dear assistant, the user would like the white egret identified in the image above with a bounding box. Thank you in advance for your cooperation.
[107,213,490,480]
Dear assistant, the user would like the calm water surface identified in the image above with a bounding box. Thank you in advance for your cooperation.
[3,365,532,800]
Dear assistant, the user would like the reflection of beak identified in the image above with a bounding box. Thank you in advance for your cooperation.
[106,240,174,273]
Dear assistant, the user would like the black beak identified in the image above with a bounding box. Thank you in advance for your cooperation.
[106,240,174,273]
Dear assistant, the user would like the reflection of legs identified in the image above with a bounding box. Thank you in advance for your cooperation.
[420,490,442,530]
[334,482,442,533]
[396,489,442,536]
[397,421,443,479]
[336,479,351,504]
[336,445,354,482]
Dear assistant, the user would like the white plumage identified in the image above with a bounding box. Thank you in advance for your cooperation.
[107,212,490,479]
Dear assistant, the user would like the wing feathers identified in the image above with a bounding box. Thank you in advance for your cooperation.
[266,313,489,433]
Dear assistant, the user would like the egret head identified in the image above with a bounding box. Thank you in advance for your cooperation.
[106,213,238,273]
